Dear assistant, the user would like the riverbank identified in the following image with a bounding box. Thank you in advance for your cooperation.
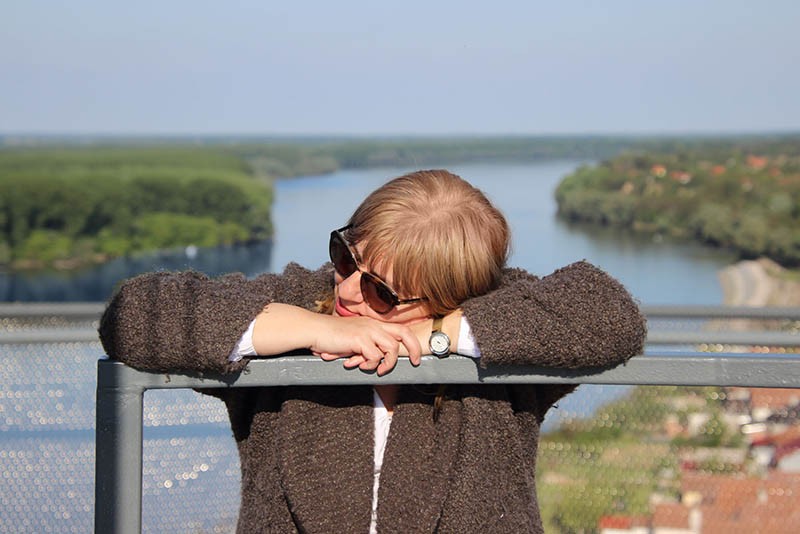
[719,258,800,307]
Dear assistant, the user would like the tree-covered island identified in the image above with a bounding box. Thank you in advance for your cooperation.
[555,137,800,266]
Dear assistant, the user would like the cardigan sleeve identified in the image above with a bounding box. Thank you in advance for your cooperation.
[461,260,646,369]
[98,262,335,374]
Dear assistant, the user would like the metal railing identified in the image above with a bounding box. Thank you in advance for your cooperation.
[2,303,800,533]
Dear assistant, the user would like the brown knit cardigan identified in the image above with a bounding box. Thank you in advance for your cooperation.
[99,261,646,534]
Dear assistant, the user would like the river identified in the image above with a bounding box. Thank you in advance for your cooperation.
[0,160,734,303]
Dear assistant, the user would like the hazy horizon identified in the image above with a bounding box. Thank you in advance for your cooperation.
[3,129,800,141]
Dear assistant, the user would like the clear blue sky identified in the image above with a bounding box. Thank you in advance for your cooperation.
[2,0,799,135]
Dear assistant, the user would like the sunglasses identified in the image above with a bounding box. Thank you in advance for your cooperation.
[329,225,427,314]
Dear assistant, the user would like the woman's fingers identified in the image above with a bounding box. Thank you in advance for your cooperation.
[375,338,400,376]
[314,316,425,374]
[393,325,422,366]
[358,342,385,372]
[344,355,365,368]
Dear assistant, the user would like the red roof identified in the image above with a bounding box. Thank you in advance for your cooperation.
[598,514,649,530]
[747,388,800,410]
[652,503,689,528]
[599,515,631,529]
[679,473,800,533]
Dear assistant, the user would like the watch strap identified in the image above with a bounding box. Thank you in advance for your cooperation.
[432,316,444,334]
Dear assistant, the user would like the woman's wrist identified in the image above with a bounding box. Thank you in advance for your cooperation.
[441,309,462,352]
[403,309,462,357]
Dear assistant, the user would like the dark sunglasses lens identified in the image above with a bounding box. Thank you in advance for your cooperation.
[330,233,357,277]
[361,275,394,314]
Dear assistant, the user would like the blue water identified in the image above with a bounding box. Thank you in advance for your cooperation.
[0,160,733,304]
[270,161,734,305]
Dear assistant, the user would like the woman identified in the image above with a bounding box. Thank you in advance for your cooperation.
[99,170,646,534]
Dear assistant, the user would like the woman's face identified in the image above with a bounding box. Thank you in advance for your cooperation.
[333,243,431,325]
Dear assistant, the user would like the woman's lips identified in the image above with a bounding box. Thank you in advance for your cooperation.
[335,298,359,317]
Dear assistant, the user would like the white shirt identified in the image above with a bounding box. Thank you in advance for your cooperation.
[229,316,481,533]
[371,389,392,534]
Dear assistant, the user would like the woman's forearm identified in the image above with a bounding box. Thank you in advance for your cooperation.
[252,303,319,355]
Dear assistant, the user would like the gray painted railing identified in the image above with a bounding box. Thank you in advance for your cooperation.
[94,352,800,534]
[2,303,800,533]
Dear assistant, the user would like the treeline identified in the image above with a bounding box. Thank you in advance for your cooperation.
[555,137,800,266]
[0,147,274,269]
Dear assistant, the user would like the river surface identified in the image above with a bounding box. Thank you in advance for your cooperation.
[0,161,739,533]
[1,160,735,303]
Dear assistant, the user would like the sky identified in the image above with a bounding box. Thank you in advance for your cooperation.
[2,0,799,136]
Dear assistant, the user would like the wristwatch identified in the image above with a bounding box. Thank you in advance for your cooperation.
[428,316,451,358]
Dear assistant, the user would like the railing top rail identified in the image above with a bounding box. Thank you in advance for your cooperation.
[641,305,800,319]
[97,352,800,391]
[0,302,105,318]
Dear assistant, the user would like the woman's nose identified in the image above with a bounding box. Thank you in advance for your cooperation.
[338,270,364,303]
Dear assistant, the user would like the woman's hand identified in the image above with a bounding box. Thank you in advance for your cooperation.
[252,303,422,376]
[314,314,422,376]
[338,309,462,374]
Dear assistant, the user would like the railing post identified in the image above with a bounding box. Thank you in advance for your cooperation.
[95,360,144,534]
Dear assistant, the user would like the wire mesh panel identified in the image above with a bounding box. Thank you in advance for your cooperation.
[1,341,100,534]
[537,385,800,533]
[0,341,243,534]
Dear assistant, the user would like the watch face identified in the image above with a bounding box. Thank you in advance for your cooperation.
[430,332,450,355]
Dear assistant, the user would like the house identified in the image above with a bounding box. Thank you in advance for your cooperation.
[725,388,800,422]
[651,165,667,177]
[747,155,768,169]
[711,165,726,176]
[679,472,800,533]
[750,427,800,472]
[678,447,747,473]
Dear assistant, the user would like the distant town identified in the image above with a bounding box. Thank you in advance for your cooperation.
[538,385,800,533]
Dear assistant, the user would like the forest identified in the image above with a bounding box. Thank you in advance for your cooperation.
[0,147,273,269]
[555,137,800,266]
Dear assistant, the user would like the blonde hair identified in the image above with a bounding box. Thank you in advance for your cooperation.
[341,169,510,317]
